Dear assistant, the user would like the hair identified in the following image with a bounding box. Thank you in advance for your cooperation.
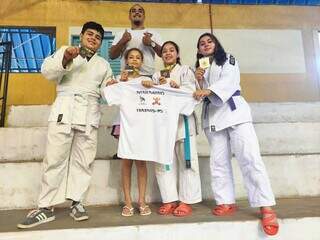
[124,48,144,61]
[196,32,227,67]
[129,4,145,14]
[81,21,104,38]
[161,41,181,65]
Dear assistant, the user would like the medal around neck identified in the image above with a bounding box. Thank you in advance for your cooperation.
[125,65,134,73]
[199,57,210,69]
[79,46,95,58]
[160,69,170,78]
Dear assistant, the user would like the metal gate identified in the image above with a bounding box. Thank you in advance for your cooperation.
[0,41,12,127]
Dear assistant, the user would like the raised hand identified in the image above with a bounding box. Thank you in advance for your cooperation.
[62,47,80,68]
[195,67,205,82]
[121,29,132,44]
[142,32,153,46]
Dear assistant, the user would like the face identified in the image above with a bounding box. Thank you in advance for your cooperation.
[198,35,215,56]
[129,4,145,25]
[80,28,102,52]
[162,43,178,65]
[126,50,143,69]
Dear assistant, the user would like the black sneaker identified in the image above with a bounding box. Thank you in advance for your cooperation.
[70,203,89,221]
[17,208,55,229]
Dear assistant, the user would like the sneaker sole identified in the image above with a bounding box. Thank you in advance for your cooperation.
[69,213,89,221]
[17,216,55,229]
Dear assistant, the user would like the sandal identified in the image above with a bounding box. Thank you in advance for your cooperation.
[212,204,237,216]
[139,205,152,216]
[121,205,134,217]
[158,202,178,215]
[173,203,192,217]
[260,208,279,236]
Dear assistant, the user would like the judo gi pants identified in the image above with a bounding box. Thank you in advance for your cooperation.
[38,122,98,208]
[155,135,202,204]
[205,122,275,208]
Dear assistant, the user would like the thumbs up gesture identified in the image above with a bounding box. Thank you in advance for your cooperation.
[120,29,132,44]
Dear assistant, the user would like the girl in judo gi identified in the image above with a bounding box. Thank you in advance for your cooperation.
[193,33,279,235]
[107,48,152,217]
[143,41,202,217]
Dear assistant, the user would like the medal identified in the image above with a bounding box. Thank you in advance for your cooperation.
[79,46,95,58]
[199,57,210,69]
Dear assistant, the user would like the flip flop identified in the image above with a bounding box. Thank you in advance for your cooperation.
[212,204,237,216]
[139,205,152,216]
[261,208,279,236]
[173,203,192,217]
[158,202,178,215]
[121,205,134,217]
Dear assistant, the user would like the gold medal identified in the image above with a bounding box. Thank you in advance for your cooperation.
[199,57,210,69]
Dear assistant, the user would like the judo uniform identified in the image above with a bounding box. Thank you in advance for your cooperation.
[153,65,202,204]
[38,46,113,207]
[202,54,275,207]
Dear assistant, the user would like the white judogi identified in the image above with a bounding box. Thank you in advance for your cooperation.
[202,54,275,207]
[153,65,202,204]
[38,46,112,207]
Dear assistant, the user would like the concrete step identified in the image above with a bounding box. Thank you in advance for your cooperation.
[7,102,320,127]
[0,197,319,240]
[1,154,319,210]
[1,122,319,162]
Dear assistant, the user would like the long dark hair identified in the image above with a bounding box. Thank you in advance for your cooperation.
[196,33,227,67]
[161,41,181,65]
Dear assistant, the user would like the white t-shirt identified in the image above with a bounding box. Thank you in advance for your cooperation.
[112,29,162,75]
[103,79,199,164]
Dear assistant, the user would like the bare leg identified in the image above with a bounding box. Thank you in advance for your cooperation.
[122,159,133,208]
[135,160,147,206]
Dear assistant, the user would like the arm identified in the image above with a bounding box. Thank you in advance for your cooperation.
[109,30,131,59]
[142,32,162,57]
[41,46,80,83]
[180,66,197,92]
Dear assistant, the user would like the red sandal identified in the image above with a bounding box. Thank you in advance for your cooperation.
[158,202,178,215]
[212,204,237,216]
[173,203,192,217]
[261,208,279,236]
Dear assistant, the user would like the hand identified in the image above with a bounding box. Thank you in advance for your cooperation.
[106,79,118,86]
[120,70,129,81]
[142,32,153,46]
[63,46,79,61]
[195,67,205,82]
[142,80,154,88]
[120,29,132,44]
[193,89,212,101]
[159,76,167,85]
[169,80,180,88]
[62,47,80,68]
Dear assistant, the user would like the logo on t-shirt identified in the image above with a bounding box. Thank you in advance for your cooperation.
[152,97,161,106]
[139,95,146,105]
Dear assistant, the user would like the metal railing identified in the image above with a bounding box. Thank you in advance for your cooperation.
[0,41,12,127]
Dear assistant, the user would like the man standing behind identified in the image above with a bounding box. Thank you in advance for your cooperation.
[109,4,162,76]
[17,21,113,229]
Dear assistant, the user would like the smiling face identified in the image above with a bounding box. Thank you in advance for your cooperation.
[161,43,179,66]
[80,28,102,52]
[198,35,215,57]
[125,49,143,69]
[129,4,145,27]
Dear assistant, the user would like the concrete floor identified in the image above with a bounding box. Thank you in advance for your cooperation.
[1,197,319,233]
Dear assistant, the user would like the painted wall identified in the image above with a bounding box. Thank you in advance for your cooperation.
[1,0,320,105]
